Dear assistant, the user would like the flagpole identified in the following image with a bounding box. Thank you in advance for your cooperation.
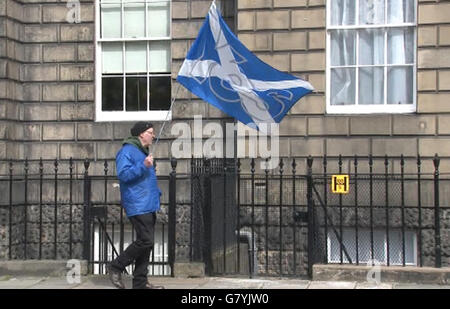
[151,81,181,156]
[152,0,215,156]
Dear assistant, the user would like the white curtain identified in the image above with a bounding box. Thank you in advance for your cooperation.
[331,0,355,26]
[359,28,384,105]
[358,1,384,105]
[331,30,356,105]
[330,0,414,106]
[387,0,414,105]
[330,0,356,105]
[359,0,384,25]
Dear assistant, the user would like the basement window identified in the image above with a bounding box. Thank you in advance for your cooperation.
[327,228,417,266]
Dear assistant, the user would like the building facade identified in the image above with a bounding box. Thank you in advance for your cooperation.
[1,0,450,274]
[0,0,449,171]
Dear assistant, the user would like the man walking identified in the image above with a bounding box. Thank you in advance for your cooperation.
[108,121,164,289]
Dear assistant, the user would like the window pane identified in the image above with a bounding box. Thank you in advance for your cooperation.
[388,230,416,265]
[150,76,171,110]
[102,43,123,74]
[126,77,147,111]
[359,0,385,25]
[330,30,356,66]
[102,77,123,111]
[328,231,343,262]
[373,231,386,263]
[359,29,384,65]
[148,0,170,37]
[404,231,416,265]
[342,229,357,263]
[388,230,402,265]
[149,42,170,73]
[331,68,356,105]
[388,0,415,24]
[330,0,356,26]
[101,1,121,38]
[124,0,145,38]
[328,229,417,265]
[126,42,147,73]
[387,66,413,105]
[357,230,371,263]
[359,67,384,105]
[387,28,414,64]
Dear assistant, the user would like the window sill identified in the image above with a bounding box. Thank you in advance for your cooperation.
[95,111,172,122]
[326,105,416,115]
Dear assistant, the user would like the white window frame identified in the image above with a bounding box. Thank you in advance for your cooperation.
[95,0,172,122]
[326,0,417,114]
[327,228,418,266]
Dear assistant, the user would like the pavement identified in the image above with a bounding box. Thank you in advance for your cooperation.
[0,274,450,289]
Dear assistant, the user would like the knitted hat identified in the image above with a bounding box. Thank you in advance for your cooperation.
[130,121,153,136]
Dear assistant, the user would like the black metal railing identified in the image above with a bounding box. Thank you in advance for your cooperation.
[188,155,449,278]
[0,158,86,261]
[0,158,172,276]
[236,158,309,277]
[307,154,449,274]
[1,154,448,279]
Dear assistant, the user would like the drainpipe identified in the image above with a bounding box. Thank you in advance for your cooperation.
[237,229,258,277]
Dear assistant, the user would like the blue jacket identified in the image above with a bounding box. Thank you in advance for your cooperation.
[116,143,161,217]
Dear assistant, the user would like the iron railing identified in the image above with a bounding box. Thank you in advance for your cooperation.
[307,154,448,275]
[1,154,448,279]
[0,158,172,276]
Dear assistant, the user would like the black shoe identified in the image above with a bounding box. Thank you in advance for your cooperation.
[108,265,125,289]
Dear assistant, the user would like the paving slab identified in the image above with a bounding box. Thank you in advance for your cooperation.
[73,276,116,289]
[355,282,394,289]
[1,275,450,290]
[393,283,450,289]
[0,277,45,289]
[308,281,357,289]
[151,277,209,289]
[260,279,310,289]
[27,277,81,289]
[198,277,266,289]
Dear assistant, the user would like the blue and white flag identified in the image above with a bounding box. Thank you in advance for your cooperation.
[177,2,314,132]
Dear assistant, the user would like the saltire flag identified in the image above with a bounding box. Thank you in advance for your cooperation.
[177,1,314,133]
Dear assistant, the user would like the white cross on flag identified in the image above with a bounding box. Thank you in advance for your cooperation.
[177,1,314,132]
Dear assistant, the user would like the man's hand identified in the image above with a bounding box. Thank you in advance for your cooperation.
[144,154,154,167]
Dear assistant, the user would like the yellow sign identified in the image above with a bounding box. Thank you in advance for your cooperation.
[331,175,349,194]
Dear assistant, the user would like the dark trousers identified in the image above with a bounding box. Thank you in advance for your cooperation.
[110,212,156,289]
